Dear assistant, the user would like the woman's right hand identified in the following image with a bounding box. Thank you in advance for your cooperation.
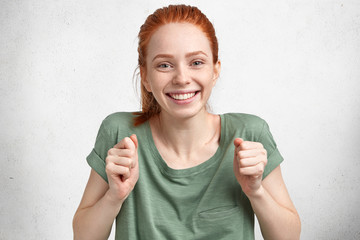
[105,134,139,204]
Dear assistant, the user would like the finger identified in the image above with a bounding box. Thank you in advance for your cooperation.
[113,137,127,149]
[238,141,264,150]
[121,169,131,181]
[238,162,265,176]
[124,137,136,151]
[106,162,131,179]
[114,137,135,150]
[112,135,138,168]
[236,148,267,160]
[107,148,133,158]
[238,156,263,168]
[106,155,132,168]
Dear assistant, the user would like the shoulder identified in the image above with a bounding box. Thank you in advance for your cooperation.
[222,113,268,141]
[222,112,266,129]
[102,112,134,127]
[99,112,137,136]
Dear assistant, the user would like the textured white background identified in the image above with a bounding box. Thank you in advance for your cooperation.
[1,0,360,239]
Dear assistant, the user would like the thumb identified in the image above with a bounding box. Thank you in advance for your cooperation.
[129,134,138,149]
[234,138,244,147]
[129,134,138,168]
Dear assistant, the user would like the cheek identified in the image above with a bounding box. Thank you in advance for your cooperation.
[147,75,166,95]
[198,71,216,88]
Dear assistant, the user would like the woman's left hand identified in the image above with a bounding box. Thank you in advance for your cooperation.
[233,138,268,198]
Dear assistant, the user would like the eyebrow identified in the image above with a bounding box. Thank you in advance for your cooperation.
[185,51,208,58]
[152,51,208,62]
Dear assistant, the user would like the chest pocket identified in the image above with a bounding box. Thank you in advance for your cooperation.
[192,164,255,239]
[193,190,254,240]
[198,205,241,220]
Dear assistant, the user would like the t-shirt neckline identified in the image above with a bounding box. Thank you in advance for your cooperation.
[144,114,226,178]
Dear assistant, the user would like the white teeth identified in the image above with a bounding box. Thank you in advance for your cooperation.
[170,92,196,100]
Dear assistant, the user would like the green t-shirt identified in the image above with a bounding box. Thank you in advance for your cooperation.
[87,112,284,240]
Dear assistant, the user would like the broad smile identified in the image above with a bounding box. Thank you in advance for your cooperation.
[166,91,200,104]
[168,92,196,100]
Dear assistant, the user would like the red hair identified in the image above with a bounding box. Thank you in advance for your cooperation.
[133,4,219,126]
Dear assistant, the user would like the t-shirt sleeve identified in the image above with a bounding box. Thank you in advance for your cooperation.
[86,120,118,183]
[257,120,284,179]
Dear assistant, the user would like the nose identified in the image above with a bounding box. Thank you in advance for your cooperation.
[172,65,190,85]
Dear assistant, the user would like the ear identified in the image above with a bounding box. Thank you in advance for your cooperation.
[212,60,221,86]
[140,66,152,92]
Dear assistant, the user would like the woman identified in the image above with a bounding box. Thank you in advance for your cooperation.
[73,5,301,240]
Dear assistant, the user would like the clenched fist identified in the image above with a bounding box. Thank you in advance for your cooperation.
[105,134,139,203]
[233,138,267,198]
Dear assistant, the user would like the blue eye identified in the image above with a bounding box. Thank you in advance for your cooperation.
[158,63,171,68]
[192,61,203,66]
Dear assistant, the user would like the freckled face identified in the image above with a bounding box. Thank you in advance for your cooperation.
[142,23,220,120]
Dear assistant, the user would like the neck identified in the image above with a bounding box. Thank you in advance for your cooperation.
[150,109,220,161]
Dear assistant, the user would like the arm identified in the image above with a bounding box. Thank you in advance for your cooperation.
[233,138,301,240]
[73,134,139,240]
[73,170,120,240]
[249,166,301,240]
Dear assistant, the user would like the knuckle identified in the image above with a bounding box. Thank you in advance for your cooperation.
[262,148,267,156]
[105,163,112,173]
[107,148,115,156]
[124,137,132,146]
[129,149,135,156]
[128,158,133,166]
[105,155,111,164]
[257,165,264,175]
[263,158,268,165]
[239,159,246,167]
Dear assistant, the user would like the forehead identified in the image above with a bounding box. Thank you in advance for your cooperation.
[146,23,212,57]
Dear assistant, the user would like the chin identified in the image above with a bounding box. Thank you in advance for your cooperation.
[162,105,207,120]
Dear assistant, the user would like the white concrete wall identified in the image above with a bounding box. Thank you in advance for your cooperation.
[1,1,359,239]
